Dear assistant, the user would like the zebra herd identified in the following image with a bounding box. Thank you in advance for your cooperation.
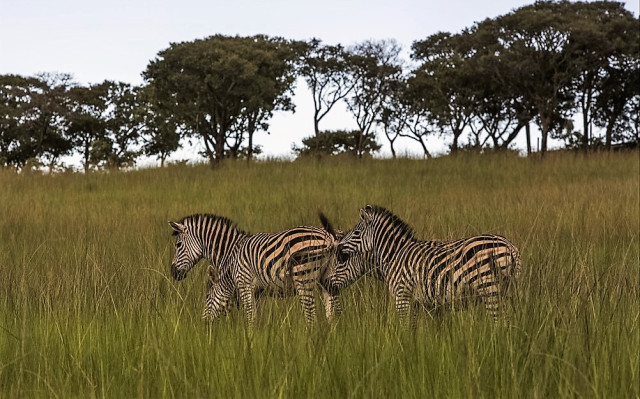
[169,205,521,329]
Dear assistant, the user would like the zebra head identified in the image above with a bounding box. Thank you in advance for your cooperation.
[328,251,370,291]
[337,205,376,259]
[169,220,204,281]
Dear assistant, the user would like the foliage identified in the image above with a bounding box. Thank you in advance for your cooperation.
[345,39,404,158]
[292,129,381,158]
[0,3,638,169]
[410,32,475,153]
[299,39,355,136]
[0,73,74,168]
[143,34,302,165]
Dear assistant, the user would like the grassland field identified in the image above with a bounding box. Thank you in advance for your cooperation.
[0,152,637,398]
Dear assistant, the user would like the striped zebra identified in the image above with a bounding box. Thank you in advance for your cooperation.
[169,214,341,327]
[331,205,521,325]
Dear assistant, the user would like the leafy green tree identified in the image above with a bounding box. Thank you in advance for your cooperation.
[143,34,300,166]
[101,81,144,168]
[0,73,73,168]
[377,77,435,158]
[346,39,404,157]
[67,82,109,172]
[299,39,355,136]
[0,74,34,166]
[565,2,639,150]
[138,85,181,167]
[588,11,640,149]
[292,129,380,158]
[410,32,474,153]
[489,1,582,157]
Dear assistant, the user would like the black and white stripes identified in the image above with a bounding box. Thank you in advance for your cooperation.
[169,206,521,328]
[332,205,521,325]
[169,214,341,328]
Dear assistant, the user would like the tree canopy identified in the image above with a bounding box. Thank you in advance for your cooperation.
[1,2,638,170]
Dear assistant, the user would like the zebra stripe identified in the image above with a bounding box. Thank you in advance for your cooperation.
[335,205,521,325]
[200,225,341,328]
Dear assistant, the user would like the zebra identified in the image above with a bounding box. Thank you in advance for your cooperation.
[169,213,342,327]
[331,205,521,326]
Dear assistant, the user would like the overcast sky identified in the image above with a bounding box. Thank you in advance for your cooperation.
[2,0,638,162]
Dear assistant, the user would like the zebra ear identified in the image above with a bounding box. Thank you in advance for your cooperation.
[359,208,372,223]
[169,221,185,234]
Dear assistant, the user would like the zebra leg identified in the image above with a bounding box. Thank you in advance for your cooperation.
[294,280,317,326]
[395,292,412,328]
[478,281,502,322]
[409,301,421,330]
[238,282,257,331]
[202,265,217,320]
[320,286,342,325]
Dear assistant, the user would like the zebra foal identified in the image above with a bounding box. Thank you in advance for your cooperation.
[330,205,521,326]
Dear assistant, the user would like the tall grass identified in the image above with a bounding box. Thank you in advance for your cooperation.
[0,152,637,398]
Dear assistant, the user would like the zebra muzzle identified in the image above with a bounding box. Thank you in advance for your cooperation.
[171,265,187,281]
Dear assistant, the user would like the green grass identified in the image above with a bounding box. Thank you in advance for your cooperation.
[0,152,637,398]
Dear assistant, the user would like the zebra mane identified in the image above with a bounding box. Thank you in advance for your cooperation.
[178,213,249,236]
[365,205,416,241]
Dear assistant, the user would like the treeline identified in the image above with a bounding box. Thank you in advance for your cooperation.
[1,1,638,170]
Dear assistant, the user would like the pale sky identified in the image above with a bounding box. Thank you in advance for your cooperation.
[2,0,638,163]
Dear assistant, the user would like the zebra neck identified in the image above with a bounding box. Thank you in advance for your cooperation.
[203,231,247,267]
[373,235,412,264]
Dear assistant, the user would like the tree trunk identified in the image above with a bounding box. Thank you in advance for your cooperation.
[389,139,396,159]
[451,131,460,154]
[525,123,532,156]
[202,134,217,166]
[419,137,431,159]
[540,116,550,158]
[605,102,625,151]
[313,111,320,136]
[582,91,591,151]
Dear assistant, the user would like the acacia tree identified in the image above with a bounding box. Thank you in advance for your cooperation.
[588,11,640,149]
[490,1,582,157]
[345,39,404,157]
[411,32,475,153]
[299,39,355,136]
[377,79,408,158]
[565,2,638,149]
[143,34,300,166]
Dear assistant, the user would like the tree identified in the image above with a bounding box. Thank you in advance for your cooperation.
[67,82,109,172]
[100,81,144,169]
[377,80,408,158]
[346,39,404,157]
[138,85,181,167]
[292,129,380,158]
[411,32,474,153]
[0,73,73,168]
[299,39,355,136]
[587,10,640,150]
[489,1,581,157]
[143,34,301,166]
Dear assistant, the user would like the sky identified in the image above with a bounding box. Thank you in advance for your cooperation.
[1,0,638,164]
